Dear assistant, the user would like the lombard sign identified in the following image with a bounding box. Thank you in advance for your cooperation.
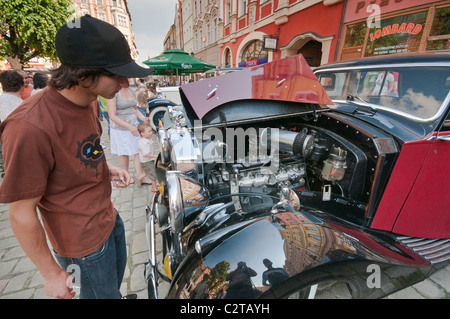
[369,22,423,41]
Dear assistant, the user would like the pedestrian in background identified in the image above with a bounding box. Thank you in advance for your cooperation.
[18,71,32,100]
[30,72,48,96]
[0,15,152,299]
[0,70,25,178]
[136,89,148,122]
[98,95,111,136]
[0,70,24,121]
[137,122,157,190]
[106,83,150,184]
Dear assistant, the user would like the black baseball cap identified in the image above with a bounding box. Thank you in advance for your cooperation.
[55,15,152,78]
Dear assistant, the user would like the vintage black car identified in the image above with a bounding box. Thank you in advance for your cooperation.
[145,53,450,299]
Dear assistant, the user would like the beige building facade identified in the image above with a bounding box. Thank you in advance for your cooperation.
[72,0,138,59]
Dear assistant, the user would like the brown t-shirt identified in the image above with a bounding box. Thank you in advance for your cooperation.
[0,87,115,258]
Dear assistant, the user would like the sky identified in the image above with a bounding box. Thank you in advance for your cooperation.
[127,0,179,62]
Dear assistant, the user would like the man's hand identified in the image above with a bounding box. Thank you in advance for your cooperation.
[108,163,131,188]
[43,269,76,299]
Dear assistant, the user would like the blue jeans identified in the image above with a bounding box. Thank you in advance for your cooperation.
[137,107,147,123]
[54,212,127,299]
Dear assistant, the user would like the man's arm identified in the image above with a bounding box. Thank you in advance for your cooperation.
[8,197,75,299]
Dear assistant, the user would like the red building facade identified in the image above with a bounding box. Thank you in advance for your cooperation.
[218,0,344,68]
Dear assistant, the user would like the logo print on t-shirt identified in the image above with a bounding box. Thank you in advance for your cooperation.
[76,134,104,169]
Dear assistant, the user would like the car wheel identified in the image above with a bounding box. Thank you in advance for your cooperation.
[149,106,167,131]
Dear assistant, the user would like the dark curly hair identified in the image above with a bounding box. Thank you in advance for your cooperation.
[48,64,117,91]
[0,70,24,93]
[33,72,48,90]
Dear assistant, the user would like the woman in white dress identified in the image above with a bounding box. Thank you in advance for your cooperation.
[107,84,151,183]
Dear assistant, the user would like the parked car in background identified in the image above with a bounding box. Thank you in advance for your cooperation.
[145,53,450,299]
[147,86,182,130]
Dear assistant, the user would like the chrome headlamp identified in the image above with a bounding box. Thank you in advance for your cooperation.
[166,171,209,233]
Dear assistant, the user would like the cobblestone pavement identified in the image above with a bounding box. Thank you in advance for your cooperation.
[0,119,449,299]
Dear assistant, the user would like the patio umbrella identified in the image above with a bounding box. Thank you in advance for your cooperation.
[142,49,216,76]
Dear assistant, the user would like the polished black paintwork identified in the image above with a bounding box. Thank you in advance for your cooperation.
[167,204,434,299]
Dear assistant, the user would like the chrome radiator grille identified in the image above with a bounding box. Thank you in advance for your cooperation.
[397,236,450,264]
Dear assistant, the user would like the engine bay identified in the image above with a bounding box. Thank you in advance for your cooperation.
[160,107,396,225]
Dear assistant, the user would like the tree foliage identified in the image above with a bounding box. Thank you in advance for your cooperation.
[0,0,76,69]
[209,260,230,290]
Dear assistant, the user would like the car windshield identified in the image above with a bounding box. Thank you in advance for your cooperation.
[316,66,450,121]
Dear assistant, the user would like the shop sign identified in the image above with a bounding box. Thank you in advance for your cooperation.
[246,60,258,67]
[369,22,423,41]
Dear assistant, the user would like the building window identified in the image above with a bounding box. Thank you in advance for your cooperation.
[214,19,218,43]
[239,0,247,17]
[224,48,232,67]
[225,0,231,25]
[426,6,450,51]
[118,15,127,27]
[196,33,199,51]
[240,39,268,66]
[344,22,367,48]
[97,0,102,4]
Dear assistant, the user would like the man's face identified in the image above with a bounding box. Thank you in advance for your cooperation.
[21,73,29,85]
[92,75,129,99]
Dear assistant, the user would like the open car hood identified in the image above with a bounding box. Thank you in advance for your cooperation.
[180,54,333,120]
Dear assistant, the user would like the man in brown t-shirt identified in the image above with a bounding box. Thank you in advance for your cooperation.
[0,16,152,299]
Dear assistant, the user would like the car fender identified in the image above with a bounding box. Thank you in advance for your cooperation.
[148,98,177,110]
[166,210,433,299]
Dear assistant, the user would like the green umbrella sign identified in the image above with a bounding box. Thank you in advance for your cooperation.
[143,49,216,75]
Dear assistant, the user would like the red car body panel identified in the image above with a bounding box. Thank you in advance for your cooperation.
[392,131,450,238]
[372,131,450,238]
[180,54,333,119]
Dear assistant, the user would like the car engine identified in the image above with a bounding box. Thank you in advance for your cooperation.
[158,105,386,225]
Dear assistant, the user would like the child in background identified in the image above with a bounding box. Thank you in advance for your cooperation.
[137,122,158,191]
[136,90,148,123]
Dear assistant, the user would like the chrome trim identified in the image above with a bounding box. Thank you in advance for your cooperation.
[167,171,184,233]
[437,135,450,142]
[158,125,171,164]
[145,191,159,299]
[398,236,450,264]
[332,90,450,123]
